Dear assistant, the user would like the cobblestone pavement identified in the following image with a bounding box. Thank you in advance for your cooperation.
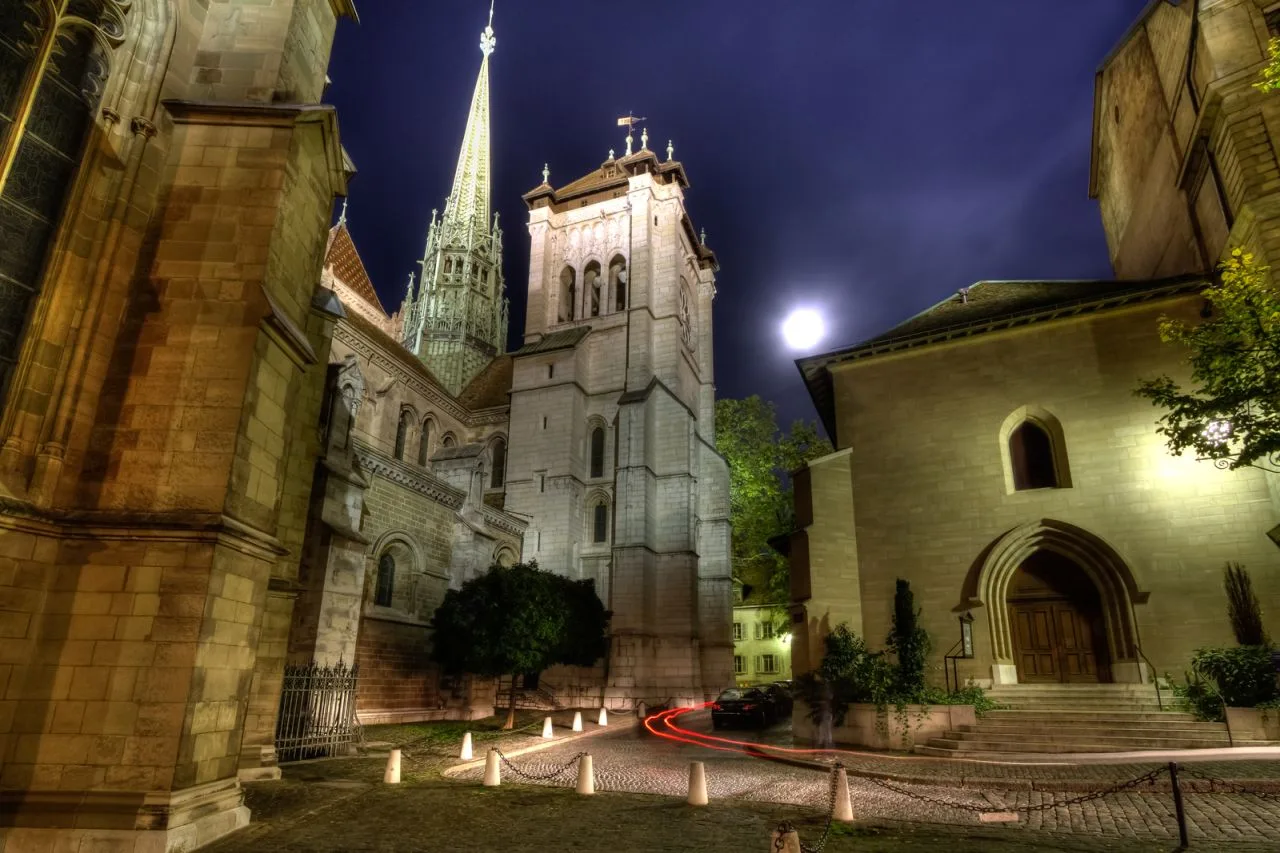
[451,710,1280,848]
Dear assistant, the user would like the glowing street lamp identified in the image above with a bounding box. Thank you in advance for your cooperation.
[1201,419,1232,447]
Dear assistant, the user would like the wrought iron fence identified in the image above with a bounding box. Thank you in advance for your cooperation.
[275,660,361,763]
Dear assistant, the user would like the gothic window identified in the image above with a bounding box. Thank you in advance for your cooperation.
[490,437,506,489]
[442,432,456,448]
[375,553,395,607]
[610,256,627,312]
[592,501,609,543]
[0,1,127,407]
[418,418,433,466]
[585,260,602,317]
[395,409,413,460]
[1010,420,1058,490]
[444,257,453,275]
[589,426,605,479]
[558,266,576,323]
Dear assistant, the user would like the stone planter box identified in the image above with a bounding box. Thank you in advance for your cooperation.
[1225,707,1280,743]
[793,701,976,751]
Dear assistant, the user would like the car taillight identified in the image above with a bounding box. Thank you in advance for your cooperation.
[711,703,721,711]
[742,703,756,711]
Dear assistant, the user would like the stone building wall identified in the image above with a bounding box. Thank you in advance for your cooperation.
[799,296,1279,685]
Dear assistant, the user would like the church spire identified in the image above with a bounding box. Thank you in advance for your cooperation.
[443,5,496,238]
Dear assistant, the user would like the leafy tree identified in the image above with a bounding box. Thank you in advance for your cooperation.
[1134,248,1280,472]
[1256,37,1280,94]
[430,560,610,728]
[886,579,930,695]
[715,396,832,608]
[1224,562,1269,647]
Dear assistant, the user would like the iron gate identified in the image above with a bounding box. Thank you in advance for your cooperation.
[275,660,361,762]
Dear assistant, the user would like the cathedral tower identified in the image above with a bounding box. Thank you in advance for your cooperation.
[505,131,734,707]
[400,6,508,396]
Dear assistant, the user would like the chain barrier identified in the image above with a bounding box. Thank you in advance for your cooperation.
[1179,766,1280,802]
[494,749,587,784]
[862,766,1169,815]
[774,763,841,853]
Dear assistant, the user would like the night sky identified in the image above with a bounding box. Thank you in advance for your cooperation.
[327,0,1151,429]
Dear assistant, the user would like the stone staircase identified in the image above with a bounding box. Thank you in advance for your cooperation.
[916,684,1231,758]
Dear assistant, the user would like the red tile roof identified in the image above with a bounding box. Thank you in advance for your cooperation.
[325,224,387,315]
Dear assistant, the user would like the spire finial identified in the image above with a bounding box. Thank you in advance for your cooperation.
[700,228,707,246]
[641,128,648,150]
[542,163,550,184]
[608,149,615,160]
[337,197,348,226]
[666,140,674,161]
[625,132,633,157]
[480,3,496,56]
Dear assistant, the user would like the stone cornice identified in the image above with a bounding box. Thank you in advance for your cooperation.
[352,441,466,509]
[480,505,527,536]
[333,320,508,428]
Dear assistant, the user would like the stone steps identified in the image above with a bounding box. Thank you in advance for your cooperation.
[983,710,1197,723]
[958,722,1228,738]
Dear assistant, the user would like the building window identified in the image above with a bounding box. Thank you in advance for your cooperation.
[1268,10,1280,36]
[1010,420,1058,490]
[490,438,506,489]
[610,255,628,312]
[589,426,605,478]
[592,502,608,543]
[754,621,775,640]
[418,419,432,466]
[442,432,456,448]
[758,654,777,674]
[558,266,576,323]
[732,622,743,640]
[548,364,554,379]
[585,260,601,317]
[0,2,124,407]
[538,473,545,493]
[733,655,745,675]
[375,553,395,607]
[395,410,413,461]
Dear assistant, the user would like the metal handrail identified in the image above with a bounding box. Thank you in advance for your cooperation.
[1135,646,1163,711]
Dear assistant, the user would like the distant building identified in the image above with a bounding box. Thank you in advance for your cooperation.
[731,593,793,687]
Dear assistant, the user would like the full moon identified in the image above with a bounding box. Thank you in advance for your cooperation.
[782,308,825,350]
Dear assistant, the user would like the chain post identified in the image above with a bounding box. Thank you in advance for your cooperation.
[1168,762,1189,849]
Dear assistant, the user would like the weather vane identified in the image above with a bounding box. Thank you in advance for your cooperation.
[617,113,647,156]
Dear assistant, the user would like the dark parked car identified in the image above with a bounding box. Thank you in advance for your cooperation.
[711,687,783,729]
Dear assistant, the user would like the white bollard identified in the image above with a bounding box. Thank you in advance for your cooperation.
[483,749,501,787]
[460,731,473,761]
[769,828,802,853]
[383,748,401,784]
[572,711,583,732]
[833,767,854,822]
[598,707,608,727]
[687,760,708,806]
[542,716,554,739]
[636,701,648,719]
[576,754,595,795]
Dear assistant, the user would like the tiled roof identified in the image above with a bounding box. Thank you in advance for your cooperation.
[512,326,592,356]
[458,355,513,411]
[341,309,449,392]
[325,224,387,316]
[796,275,1208,442]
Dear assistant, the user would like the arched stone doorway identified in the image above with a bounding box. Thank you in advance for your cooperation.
[959,519,1150,686]
[1007,551,1112,683]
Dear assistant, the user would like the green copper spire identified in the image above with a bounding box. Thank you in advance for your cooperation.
[401,4,508,397]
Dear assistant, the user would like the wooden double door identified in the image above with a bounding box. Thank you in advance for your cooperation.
[1008,552,1112,684]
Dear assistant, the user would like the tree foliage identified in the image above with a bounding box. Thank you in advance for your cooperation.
[1134,248,1280,471]
[1256,37,1280,94]
[429,560,610,727]
[715,396,832,605]
[886,579,930,695]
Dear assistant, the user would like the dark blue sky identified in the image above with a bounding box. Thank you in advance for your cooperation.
[327,0,1150,428]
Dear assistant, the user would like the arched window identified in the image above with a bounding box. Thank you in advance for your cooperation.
[1010,421,1058,490]
[490,438,506,488]
[559,266,576,323]
[418,418,432,466]
[610,256,627,312]
[0,2,125,407]
[589,426,605,479]
[442,432,456,448]
[585,261,602,317]
[678,279,694,349]
[444,257,453,275]
[592,502,609,544]
[375,552,395,607]
[395,410,413,460]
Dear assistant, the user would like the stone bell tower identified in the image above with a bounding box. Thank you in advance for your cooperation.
[505,126,734,707]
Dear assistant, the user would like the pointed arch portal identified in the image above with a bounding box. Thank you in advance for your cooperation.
[958,519,1150,685]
